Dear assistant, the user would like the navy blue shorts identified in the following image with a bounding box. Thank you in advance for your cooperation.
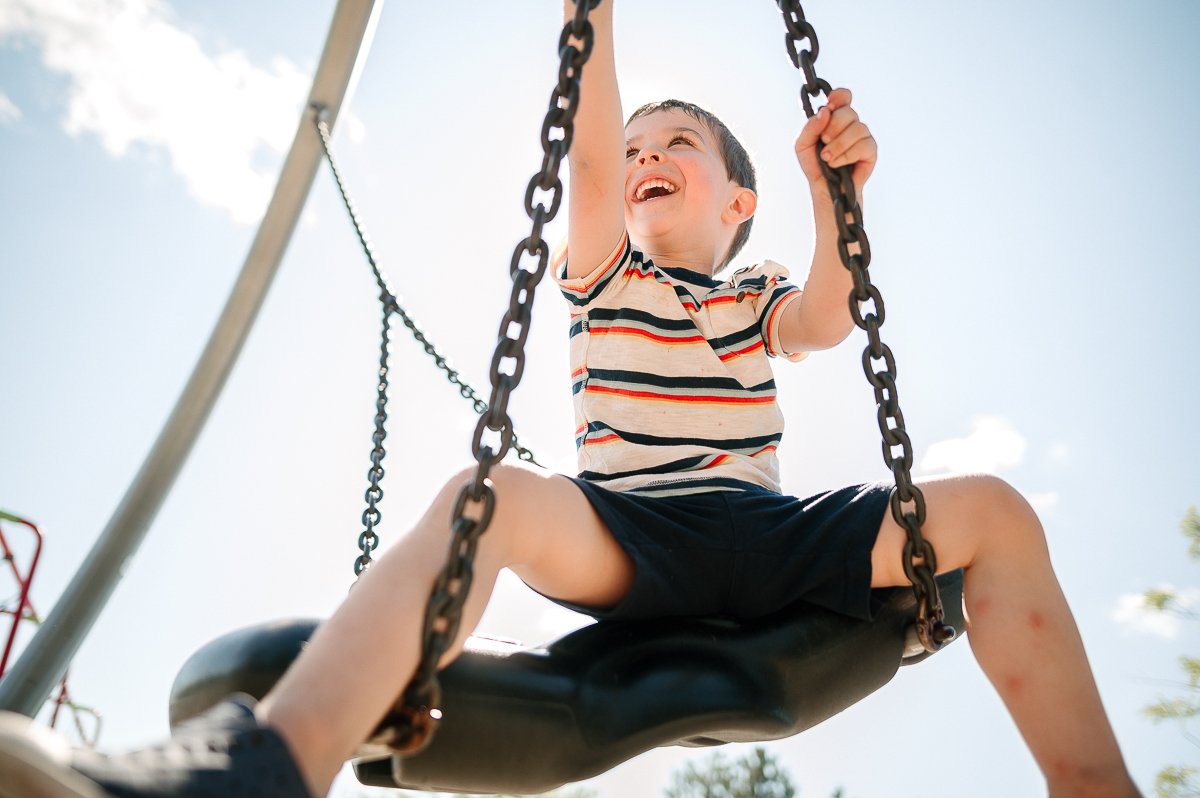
[552,479,891,622]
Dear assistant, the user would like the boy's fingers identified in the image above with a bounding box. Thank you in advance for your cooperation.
[797,87,853,147]
[819,120,872,163]
[795,103,832,150]
[819,104,859,144]
[823,136,878,178]
[825,87,853,110]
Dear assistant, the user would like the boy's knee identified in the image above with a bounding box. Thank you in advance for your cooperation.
[964,473,1021,508]
[432,461,546,555]
[430,464,484,512]
[442,461,543,507]
[962,474,1047,554]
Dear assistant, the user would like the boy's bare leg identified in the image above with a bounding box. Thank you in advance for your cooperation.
[869,474,1140,798]
[255,463,633,797]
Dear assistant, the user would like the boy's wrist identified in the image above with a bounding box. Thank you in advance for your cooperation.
[809,183,835,210]
[809,181,862,225]
[809,185,837,234]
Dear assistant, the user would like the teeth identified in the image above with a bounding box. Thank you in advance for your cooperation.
[635,178,678,201]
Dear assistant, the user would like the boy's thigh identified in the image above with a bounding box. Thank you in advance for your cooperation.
[868,472,1032,588]
[486,464,635,612]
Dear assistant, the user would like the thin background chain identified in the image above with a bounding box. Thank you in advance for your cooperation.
[310,109,540,578]
[776,0,954,652]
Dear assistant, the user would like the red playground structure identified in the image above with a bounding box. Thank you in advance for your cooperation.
[0,510,100,747]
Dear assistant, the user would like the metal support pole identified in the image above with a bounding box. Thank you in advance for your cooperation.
[0,0,383,716]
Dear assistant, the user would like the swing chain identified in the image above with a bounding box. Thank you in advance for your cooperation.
[776,0,955,653]
[310,110,541,576]
[379,0,603,754]
[357,304,391,576]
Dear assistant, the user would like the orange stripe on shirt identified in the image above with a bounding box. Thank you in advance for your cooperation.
[717,340,765,362]
[591,327,707,345]
[587,385,775,404]
[763,289,800,351]
[625,270,702,310]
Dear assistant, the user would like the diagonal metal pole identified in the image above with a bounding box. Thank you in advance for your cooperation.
[0,0,384,717]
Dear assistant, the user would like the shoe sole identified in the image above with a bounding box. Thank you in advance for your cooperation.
[0,712,110,798]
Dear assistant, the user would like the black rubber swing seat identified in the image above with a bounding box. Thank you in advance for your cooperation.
[169,569,962,795]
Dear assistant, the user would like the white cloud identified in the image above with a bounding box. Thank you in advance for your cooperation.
[0,92,21,124]
[919,415,1027,475]
[0,0,310,223]
[1112,585,1200,639]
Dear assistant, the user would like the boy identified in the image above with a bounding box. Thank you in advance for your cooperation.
[0,3,1141,797]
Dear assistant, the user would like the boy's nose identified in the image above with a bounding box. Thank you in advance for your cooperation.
[636,148,663,165]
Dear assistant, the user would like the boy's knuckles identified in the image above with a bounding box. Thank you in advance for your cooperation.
[831,104,858,120]
[840,126,874,153]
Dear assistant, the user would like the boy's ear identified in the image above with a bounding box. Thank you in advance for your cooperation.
[722,186,757,225]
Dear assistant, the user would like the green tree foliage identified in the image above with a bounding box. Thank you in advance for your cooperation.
[1155,766,1200,798]
[665,747,797,798]
[386,788,594,798]
[1142,507,1200,798]
[377,749,851,798]
[430,791,595,798]
[661,746,854,797]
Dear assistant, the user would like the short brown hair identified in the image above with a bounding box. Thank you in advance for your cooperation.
[626,100,756,270]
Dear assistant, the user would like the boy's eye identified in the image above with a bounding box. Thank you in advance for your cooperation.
[624,136,694,159]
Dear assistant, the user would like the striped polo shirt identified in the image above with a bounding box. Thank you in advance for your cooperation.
[555,232,806,497]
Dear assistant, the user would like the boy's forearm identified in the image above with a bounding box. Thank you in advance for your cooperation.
[564,1,622,172]
[786,89,877,352]
[792,190,861,350]
[563,1,626,276]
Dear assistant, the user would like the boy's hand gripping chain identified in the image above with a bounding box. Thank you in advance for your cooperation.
[777,0,955,654]
[374,0,605,754]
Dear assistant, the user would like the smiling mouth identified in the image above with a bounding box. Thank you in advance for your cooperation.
[634,178,679,202]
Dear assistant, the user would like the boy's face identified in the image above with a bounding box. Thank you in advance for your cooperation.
[623,109,745,265]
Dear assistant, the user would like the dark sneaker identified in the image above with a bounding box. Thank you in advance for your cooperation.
[0,695,313,798]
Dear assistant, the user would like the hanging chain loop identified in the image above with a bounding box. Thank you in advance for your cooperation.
[776,0,955,653]
[365,0,602,753]
[310,107,540,577]
[355,305,390,577]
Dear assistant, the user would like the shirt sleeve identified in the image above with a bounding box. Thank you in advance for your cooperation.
[738,259,807,362]
[553,231,632,308]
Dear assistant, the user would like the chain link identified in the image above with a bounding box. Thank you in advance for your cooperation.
[310,108,541,576]
[776,0,955,654]
[364,1,602,753]
[356,306,389,577]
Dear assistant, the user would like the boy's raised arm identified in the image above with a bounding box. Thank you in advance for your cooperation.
[779,88,878,354]
[563,1,626,280]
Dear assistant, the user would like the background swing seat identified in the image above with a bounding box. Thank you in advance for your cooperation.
[169,569,963,795]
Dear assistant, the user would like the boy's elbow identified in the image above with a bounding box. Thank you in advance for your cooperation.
[801,329,853,353]
[781,313,856,354]
[825,319,858,349]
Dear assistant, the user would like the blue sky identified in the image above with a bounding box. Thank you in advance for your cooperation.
[1,1,1198,795]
